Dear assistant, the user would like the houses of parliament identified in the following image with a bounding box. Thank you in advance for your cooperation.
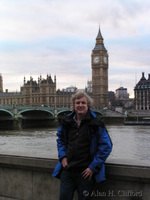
[0,28,109,109]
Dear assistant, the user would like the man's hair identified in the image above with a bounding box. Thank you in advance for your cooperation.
[71,92,94,111]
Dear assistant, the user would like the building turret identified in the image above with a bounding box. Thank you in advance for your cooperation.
[134,72,150,110]
[24,76,26,84]
[0,73,3,93]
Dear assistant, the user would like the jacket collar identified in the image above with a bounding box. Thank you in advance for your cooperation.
[59,109,104,128]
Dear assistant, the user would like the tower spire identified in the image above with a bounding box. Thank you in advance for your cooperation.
[96,27,103,41]
[93,27,107,52]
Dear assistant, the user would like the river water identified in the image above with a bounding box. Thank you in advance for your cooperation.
[0,125,150,166]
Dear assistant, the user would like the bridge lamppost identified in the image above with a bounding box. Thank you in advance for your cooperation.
[13,98,17,116]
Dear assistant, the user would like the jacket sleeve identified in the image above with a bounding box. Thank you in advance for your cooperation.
[56,125,67,161]
[89,127,112,173]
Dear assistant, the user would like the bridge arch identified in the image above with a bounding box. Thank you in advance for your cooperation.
[0,109,14,130]
[57,109,72,118]
[17,108,55,128]
[18,108,54,118]
[0,109,14,119]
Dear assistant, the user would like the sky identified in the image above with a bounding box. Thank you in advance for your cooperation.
[0,0,150,98]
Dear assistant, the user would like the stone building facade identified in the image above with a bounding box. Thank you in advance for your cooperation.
[0,75,56,107]
[134,72,150,110]
[20,75,56,107]
[0,74,73,108]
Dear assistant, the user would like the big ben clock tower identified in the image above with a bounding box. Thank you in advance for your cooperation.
[91,28,108,109]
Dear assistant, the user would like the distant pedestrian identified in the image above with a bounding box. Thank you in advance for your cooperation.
[52,92,112,200]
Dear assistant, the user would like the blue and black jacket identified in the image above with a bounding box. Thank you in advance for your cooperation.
[52,110,112,183]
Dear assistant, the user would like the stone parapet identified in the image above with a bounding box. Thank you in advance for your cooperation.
[0,155,150,200]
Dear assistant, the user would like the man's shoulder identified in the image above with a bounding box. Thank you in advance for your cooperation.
[89,110,105,128]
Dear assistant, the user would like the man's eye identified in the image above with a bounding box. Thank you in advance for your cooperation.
[75,101,86,105]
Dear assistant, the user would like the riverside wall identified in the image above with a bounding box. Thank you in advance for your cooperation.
[0,155,150,200]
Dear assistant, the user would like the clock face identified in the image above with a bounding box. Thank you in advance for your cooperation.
[93,56,99,64]
[104,56,107,64]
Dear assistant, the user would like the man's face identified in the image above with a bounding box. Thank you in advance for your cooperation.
[74,96,88,116]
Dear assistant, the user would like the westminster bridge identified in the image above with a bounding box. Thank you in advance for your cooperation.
[0,105,105,129]
[1,105,149,130]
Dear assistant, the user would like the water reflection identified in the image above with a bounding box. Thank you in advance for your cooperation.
[0,125,150,166]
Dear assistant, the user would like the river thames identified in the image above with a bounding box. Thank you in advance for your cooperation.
[0,125,150,166]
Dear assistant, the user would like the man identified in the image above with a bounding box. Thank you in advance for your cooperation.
[52,92,112,200]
